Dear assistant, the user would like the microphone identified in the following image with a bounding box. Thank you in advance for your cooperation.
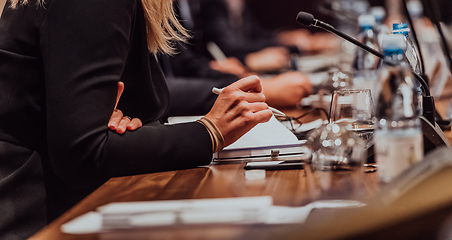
[296,11,450,154]
[296,11,432,120]
[296,12,383,60]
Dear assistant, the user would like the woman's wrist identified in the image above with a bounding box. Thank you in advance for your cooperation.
[197,116,224,153]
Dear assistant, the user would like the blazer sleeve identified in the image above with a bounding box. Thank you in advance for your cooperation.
[39,0,213,187]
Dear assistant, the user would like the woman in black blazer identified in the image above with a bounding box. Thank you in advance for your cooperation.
[0,0,272,238]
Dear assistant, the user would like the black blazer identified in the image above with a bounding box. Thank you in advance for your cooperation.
[159,2,239,117]
[0,0,212,238]
[161,42,239,117]
[198,0,278,62]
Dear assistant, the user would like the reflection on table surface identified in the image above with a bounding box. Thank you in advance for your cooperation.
[30,94,452,239]
[30,40,452,238]
[31,160,381,240]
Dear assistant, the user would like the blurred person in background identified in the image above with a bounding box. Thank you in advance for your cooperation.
[162,0,314,116]
[197,0,338,73]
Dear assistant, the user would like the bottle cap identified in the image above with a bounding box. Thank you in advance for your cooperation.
[392,23,410,36]
[407,0,423,18]
[392,23,408,30]
[381,34,407,54]
[371,6,386,22]
[358,15,376,28]
[352,1,370,15]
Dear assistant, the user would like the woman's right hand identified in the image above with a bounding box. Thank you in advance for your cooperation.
[204,75,273,147]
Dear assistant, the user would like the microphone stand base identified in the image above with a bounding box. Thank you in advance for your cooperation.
[366,116,451,163]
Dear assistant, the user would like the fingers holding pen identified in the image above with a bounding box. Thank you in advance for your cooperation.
[230,101,271,118]
[218,75,266,104]
[228,102,272,130]
[226,75,264,94]
[206,76,273,147]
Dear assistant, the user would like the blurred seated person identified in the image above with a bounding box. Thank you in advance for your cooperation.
[162,41,313,116]
[160,0,313,116]
[197,0,338,73]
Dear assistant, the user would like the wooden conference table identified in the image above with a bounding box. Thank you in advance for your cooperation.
[29,107,380,240]
[30,99,452,240]
[30,59,452,240]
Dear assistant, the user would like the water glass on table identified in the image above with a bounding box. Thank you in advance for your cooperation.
[329,89,374,138]
[305,123,368,200]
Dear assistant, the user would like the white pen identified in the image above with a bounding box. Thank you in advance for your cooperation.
[206,42,228,65]
[212,87,286,117]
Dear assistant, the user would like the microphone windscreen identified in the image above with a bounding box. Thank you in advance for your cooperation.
[296,12,315,26]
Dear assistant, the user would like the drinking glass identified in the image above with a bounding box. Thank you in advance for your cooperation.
[305,123,367,200]
[313,70,354,112]
[329,89,374,132]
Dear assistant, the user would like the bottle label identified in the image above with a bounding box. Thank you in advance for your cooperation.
[374,132,423,182]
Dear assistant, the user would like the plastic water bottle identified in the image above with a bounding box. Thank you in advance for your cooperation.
[392,23,421,75]
[392,23,424,114]
[374,34,424,183]
[353,14,380,93]
[407,0,424,23]
[340,0,370,16]
[371,6,390,46]
[407,0,429,35]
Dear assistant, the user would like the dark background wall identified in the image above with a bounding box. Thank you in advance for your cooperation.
[245,0,388,32]
[246,0,334,32]
[244,0,452,32]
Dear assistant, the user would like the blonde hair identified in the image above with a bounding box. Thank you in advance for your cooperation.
[9,0,189,54]
[9,0,44,9]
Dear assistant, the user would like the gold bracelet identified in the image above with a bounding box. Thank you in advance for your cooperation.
[196,117,224,153]
[202,117,225,152]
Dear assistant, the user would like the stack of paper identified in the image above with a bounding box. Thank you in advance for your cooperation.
[213,116,307,160]
[99,196,272,228]
[61,197,365,235]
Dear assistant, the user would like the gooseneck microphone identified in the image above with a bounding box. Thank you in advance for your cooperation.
[295,11,450,152]
[296,11,436,123]
[296,12,383,59]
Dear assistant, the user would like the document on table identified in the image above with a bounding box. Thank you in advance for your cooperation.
[61,196,365,235]
[214,116,307,160]
[167,115,298,148]
[167,115,307,160]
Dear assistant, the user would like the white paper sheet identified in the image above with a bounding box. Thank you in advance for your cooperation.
[61,198,365,234]
[168,116,303,152]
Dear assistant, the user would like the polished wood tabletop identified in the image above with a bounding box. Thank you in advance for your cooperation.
[31,161,381,240]
[30,75,452,240]
[31,95,452,240]
[30,94,452,240]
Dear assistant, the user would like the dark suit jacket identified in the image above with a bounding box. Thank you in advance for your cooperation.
[198,0,278,62]
[161,42,239,117]
[0,0,212,238]
[159,1,239,117]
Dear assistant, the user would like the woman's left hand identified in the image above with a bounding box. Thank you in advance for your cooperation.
[108,109,142,134]
[107,81,143,134]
